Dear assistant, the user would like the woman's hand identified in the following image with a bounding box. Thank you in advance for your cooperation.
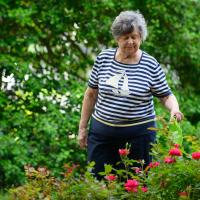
[78,87,98,149]
[159,95,184,122]
[78,128,88,149]
[170,110,184,122]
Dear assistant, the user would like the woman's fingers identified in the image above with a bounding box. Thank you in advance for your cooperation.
[171,111,184,122]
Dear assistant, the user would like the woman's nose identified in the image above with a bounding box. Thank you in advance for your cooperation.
[127,37,134,43]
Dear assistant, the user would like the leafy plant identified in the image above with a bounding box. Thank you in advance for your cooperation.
[7,119,200,200]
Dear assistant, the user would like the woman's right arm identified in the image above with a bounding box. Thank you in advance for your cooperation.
[78,87,98,148]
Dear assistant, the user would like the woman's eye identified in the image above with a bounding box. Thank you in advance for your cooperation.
[132,36,138,39]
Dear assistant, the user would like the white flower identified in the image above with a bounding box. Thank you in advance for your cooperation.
[54,73,60,81]
[2,73,15,90]
[38,92,45,100]
[63,72,69,80]
[59,109,66,114]
[24,74,29,81]
[60,96,68,107]
[42,106,47,111]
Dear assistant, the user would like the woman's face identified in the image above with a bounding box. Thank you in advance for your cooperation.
[117,30,142,55]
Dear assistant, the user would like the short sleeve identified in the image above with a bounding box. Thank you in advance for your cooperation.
[151,64,172,97]
[88,55,101,89]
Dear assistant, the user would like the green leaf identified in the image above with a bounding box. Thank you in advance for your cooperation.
[104,164,113,174]
[169,119,183,145]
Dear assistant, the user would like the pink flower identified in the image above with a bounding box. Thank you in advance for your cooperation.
[192,152,200,160]
[149,162,160,168]
[134,167,142,174]
[124,179,139,192]
[119,149,130,156]
[174,144,180,148]
[141,186,148,192]
[105,175,117,181]
[125,179,139,187]
[125,187,138,192]
[164,157,176,164]
[169,148,182,156]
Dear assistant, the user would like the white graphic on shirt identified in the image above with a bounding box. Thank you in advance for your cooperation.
[106,70,130,96]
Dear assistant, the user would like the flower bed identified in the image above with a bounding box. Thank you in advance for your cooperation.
[8,120,200,200]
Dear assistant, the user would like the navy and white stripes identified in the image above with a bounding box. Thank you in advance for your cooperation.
[88,48,171,126]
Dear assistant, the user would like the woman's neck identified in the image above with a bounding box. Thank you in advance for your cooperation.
[116,48,142,64]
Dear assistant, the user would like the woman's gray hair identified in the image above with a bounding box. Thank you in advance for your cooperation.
[111,10,148,41]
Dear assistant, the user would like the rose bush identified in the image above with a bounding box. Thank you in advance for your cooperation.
[7,119,200,200]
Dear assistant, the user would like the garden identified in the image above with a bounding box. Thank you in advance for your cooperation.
[0,0,200,199]
[7,118,200,200]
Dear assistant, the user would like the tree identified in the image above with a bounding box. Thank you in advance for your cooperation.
[0,0,199,187]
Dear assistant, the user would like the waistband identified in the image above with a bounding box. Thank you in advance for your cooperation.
[92,114,156,127]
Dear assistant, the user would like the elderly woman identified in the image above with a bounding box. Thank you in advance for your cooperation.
[78,10,183,179]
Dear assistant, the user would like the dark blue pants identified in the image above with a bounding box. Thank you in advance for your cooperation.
[87,117,156,179]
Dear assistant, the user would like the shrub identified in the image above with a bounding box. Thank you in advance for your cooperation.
[7,119,200,200]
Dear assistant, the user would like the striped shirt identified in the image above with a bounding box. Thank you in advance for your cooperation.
[88,48,172,126]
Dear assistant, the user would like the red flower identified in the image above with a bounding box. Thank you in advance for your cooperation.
[141,186,148,192]
[63,163,78,178]
[164,157,176,164]
[192,152,200,160]
[178,191,188,197]
[105,175,117,181]
[169,148,182,156]
[174,144,180,148]
[124,179,139,192]
[119,149,130,156]
[125,187,138,192]
[125,179,139,187]
[149,161,160,168]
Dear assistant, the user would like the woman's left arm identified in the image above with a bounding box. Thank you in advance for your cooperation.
[159,94,184,122]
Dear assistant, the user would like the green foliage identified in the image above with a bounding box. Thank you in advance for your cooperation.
[0,77,86,188]
[0,0,199,189]
[143,0,200,92]
[7,120,200,200]
[148,160,200,200]
[169,119,183,145]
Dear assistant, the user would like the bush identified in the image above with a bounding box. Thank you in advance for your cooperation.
[0,77,87,188]
[8,119,200,200]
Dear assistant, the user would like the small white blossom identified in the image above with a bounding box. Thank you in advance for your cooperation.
[63,72,69,80]
[59,109,66,114]
[60,96,68,107]
[54,73,60,81]
[74,23,79,29]
[52,100,57,104]
[2,73,15,90]
[69,134,76,139]
[24,74,29,81]
[42,106,47,111]
[38,92,45,100]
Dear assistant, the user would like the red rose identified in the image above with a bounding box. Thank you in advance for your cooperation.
[192,152,200,160]
[105,174,117,181]
[125,187,138,192]
[149,161,160,168]
[178,191,188,197]
[141,186,148,192]
[119,149,130,156]
[164,157,176,164]
[174,144,180,148]
[124,179,139,192]
[125,179,139,187]
[169,148,182,156]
